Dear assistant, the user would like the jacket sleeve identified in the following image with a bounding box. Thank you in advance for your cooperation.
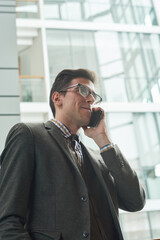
[101,144,146,212]
[0,123,34,240]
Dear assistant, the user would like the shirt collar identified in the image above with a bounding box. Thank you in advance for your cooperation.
[50,119,80,143]
[50,119,72,138]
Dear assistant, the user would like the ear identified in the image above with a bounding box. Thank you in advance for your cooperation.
[52,92,63,106]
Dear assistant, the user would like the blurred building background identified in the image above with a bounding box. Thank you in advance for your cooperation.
[1,0,160,239]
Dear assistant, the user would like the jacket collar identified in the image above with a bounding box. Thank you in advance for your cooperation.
[44,121,101,176]
[43,121,81,174]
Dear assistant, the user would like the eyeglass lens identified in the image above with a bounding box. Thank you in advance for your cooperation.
[79,85,98,102]
[79,85,89,97]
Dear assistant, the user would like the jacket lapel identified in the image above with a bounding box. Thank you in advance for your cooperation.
[43,121,81,174]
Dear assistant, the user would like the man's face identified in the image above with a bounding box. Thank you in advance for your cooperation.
[60,78,95,128]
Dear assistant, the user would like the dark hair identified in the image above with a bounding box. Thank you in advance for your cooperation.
[49,68,96,116]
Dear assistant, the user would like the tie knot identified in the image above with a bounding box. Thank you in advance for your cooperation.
[69,135,80,151]
[68,134,83,166]
[70,134,80,143]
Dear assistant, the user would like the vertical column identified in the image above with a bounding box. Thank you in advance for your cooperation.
[0,0,20,153]
[39,0,52,118]
[152,0,160,26]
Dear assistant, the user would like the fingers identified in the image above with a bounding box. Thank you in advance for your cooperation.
[92,106,102,111]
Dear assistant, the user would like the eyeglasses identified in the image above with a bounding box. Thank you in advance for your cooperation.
[59,83,102,105]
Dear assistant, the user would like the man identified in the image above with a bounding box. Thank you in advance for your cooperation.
[0,69,145,240]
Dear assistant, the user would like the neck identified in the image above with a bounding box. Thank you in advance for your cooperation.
[55,116,80,135]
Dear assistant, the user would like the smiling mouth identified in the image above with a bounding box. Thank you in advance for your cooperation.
[81,107,91,111]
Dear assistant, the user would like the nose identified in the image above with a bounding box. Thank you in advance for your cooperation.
[86,93,95,104]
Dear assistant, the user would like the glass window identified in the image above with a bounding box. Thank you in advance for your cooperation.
[43,0,157,25]
[133,113,160,167]
[70,31,98,71]
[20,77,45,102]
[104,77,128,102]
[65,2,82,21]
[46,29,160,104]
[95,32,160,103]
[18,30,45,102]
[16,0,39,19]
[46,30,72,80]
[107,112,160,199]
[46,30,100,91]
[120,212,151,240]
[149,211,160,238]
[44,3,60,20]
[120,210,160,240]
[107,113,141,174]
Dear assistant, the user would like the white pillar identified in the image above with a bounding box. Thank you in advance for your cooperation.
[0,0,20,153]
[39,0,52,118]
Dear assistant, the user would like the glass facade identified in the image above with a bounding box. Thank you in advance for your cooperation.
[46,29,160,103]
[18,28,45,102]
[120,210,160,239]
[96,32,160,103]
[16,0,40,18]
[20,77,46,102]
[46,30,101,92]
[44,0,157,26]
[16,0,160,239]
[107,112,160,199]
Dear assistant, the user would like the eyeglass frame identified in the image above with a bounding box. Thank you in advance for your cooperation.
[59,83,102,105]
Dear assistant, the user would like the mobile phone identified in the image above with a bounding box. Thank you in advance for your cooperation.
[88,110,102,127]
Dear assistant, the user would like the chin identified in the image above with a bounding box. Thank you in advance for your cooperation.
[81,118,90,127]
[78,114,90,127]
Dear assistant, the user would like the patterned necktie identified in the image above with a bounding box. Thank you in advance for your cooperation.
[70,135,83,167]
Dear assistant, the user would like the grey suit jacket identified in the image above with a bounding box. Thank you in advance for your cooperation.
[0,121,145,240]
